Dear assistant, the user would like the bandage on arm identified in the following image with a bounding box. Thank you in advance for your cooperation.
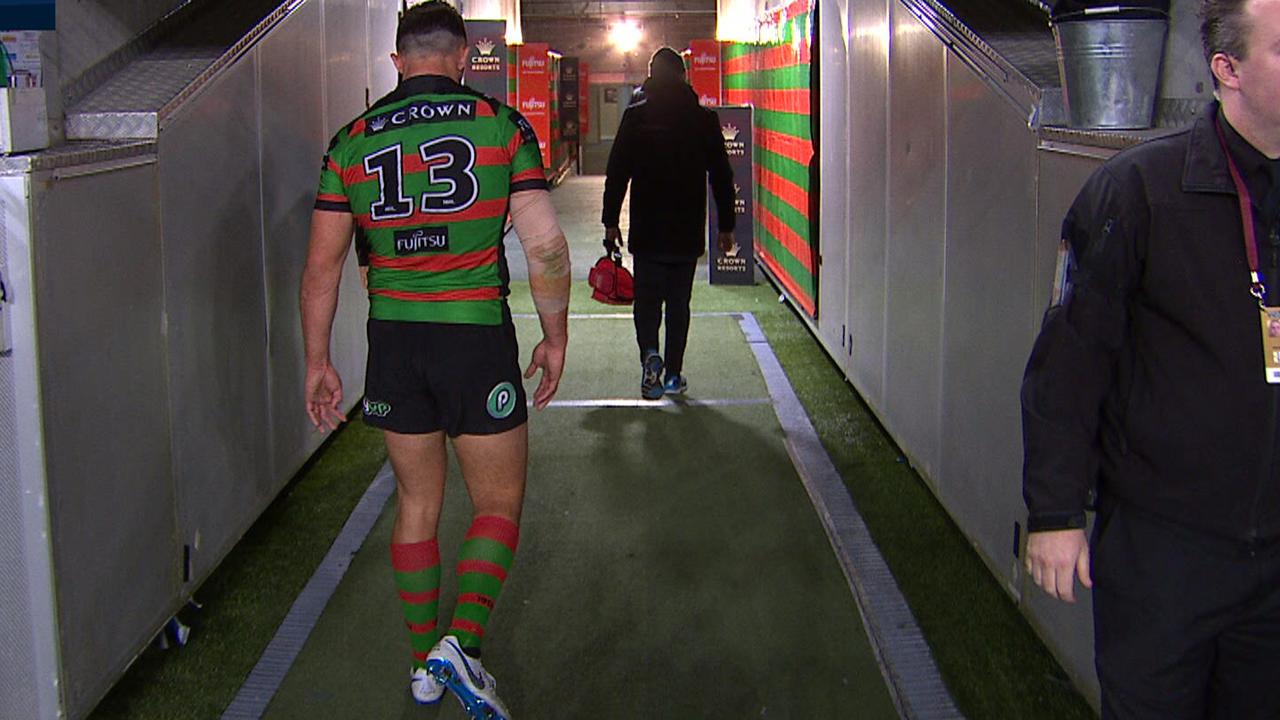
[511,190,571,336]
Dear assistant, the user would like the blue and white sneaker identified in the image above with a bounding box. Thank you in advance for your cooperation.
[663,374,688,395]
[641,351,665,400]
[426,635,512,720]
[410,666,445,704]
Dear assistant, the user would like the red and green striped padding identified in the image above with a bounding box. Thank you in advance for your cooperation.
[722,0,816,316]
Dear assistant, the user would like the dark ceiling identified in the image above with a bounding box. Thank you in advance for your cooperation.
[520,0,717,82]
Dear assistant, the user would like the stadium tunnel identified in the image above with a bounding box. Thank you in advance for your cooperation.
[0,0,1210,717]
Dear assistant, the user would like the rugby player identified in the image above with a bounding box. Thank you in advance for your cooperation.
[300,4,570,717]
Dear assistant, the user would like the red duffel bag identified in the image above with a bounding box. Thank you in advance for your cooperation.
[587,250,634,305]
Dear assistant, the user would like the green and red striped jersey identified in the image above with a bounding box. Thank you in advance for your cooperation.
[316,74,547,325]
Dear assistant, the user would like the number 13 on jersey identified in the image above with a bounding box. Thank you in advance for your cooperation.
[363,136,479,221]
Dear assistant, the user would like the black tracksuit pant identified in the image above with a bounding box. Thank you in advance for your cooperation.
[632,256,697,376]
[1092,494,1280,719]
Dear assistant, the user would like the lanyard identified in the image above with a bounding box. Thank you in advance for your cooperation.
[1214,114,1266,306]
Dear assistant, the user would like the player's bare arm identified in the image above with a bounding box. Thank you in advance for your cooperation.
[510,188,570,409]
[300,208,355,431]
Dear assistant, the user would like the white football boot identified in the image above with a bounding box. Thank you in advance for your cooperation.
[410,665,445,704]
[425,635,512,720]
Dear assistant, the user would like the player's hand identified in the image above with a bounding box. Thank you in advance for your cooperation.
[604,227,623,254]
[524,337,566,410]
[717,231,735,253]
[1026,528,1092,603]
[305,362,346,431]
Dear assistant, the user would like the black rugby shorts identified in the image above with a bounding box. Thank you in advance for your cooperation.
[362,315,528,436]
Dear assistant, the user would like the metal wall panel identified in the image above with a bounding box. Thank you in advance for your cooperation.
[367,0,401,100]
[29,159,176,719]
[845,0,890,398]
[325,0,370,137]
[938,56,1038,591]
[325,0,375,392]
[261,1,330,486]
[817,0,851,361]
[0,177,36,720]
[0,175,61,720]
[883,4,946,480]
[158,54,273,587]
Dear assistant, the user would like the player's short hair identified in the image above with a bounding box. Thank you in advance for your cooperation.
[397,1,468,57]
[1200,0,1251,66]
[648,47,686,81]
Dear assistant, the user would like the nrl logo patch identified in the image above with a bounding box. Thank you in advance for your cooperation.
[363,398,391,418]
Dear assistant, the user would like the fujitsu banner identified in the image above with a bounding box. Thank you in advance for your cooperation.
[579,62,590,138]
[558,57,580,143]
[688,39,721,107]
[517,43,551,169]
[709,105,754,285]
[463,20,507,102]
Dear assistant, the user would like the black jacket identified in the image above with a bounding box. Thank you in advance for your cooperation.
[601,78,735,260]
[1022,102,1280,542]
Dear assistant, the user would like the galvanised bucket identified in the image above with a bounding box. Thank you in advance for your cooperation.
[1053,12,1169,129]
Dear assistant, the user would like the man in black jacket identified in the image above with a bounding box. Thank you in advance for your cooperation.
[1022,0,1280,716]
[602,47,735,399]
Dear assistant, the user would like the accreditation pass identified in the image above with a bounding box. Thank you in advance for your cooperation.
[1262,307,1280,383]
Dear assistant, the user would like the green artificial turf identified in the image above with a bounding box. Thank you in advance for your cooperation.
[87,274,1095,720]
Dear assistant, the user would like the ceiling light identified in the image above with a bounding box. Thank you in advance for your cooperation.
[609,19,642,53]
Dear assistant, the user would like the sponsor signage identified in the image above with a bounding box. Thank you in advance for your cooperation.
[463,20,507,102]
[558,57,580,143]
[688,39,721,107]
[517,43,551,169]
[578,62,590,138]
[365,99,476,135]
[393,226,450,255]
[709,106,753,285]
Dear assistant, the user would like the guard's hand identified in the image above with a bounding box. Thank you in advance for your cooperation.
[524,337,566,410]
[604,227,623,254]
[1026,528,1092,603]
[717,231,736,253]
[305,362,346,432]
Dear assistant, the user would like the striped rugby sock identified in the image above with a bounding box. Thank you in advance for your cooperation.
[390,539,442,669]
[448,515,520,655]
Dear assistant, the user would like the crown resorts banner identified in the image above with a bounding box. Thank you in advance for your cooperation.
[517,43,551,169]
[463,20,507,102]
[558,57,580,143]
[688,39,721,107]
[709,105,753,284]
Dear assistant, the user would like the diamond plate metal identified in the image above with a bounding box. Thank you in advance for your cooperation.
[0,141,155,175]
[66,0,296,142]
[75,53,220,113]
[65,111,160,141]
